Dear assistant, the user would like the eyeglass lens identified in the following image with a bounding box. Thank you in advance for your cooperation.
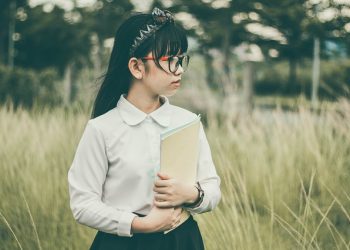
[169,55,189,73]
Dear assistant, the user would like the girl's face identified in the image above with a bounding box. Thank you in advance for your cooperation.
[141,52,185,97]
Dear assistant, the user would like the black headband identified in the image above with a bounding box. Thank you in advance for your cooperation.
[129,7,174,57]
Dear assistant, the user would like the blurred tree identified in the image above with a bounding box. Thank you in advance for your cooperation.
[0,0,27,66]
[15,5,91,74]
[14,5,92,105]
[0,64,60,108]
[83,0,134,41]
[13,0,134,105]
[253,0,350,95]
[159,0,350,99]
[156,0,256,96]
[305,0,350,106]
[80,0,134,71]
[251,0,312,93]
[3,0,348,107]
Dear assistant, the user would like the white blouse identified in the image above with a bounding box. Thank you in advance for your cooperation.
[67,94,221,237]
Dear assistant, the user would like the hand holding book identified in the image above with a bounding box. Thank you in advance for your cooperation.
[153,172,200,208]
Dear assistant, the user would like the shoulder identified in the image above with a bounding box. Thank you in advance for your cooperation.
[86,107,124,135]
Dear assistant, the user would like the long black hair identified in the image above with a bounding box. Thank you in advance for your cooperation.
[91,10,188,118]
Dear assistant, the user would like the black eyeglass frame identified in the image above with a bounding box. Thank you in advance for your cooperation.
[141,54,190,73]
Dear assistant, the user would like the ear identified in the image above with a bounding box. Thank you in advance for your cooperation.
[128,57,144,80]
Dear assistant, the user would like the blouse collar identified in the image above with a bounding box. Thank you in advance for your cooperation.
[117,94,171,127]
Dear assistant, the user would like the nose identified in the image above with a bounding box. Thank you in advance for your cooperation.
[174,64,184,75]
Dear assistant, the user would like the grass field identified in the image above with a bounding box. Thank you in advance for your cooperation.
[0,99,349,250]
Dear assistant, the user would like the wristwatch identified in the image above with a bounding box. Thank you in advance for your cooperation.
[183,181,204,208]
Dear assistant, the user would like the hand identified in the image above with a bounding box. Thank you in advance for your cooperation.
[153,172,198,208]
[136,206,183,233]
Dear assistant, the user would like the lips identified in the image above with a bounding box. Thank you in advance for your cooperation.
[171,79,181,84]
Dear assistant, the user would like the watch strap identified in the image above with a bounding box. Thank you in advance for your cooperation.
[183,181,204,208]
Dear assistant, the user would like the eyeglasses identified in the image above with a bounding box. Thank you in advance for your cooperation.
[141,55,190,73]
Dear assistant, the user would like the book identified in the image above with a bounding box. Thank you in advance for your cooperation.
[159,114,201,234]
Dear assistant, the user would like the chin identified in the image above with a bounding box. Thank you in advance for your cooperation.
[163,91,178,97]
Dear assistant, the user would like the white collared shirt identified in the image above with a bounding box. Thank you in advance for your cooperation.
[67,94,221,237]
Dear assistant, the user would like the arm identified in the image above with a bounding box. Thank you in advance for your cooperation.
[68,121,137,237]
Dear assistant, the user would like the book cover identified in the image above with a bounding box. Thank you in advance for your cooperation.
[159,114,201,234]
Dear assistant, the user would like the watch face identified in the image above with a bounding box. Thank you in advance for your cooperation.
[197,186,204,198]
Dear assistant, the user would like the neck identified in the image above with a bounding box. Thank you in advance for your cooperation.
[126,84,162,114]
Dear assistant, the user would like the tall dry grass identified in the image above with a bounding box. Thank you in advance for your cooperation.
[0,99,349,250]
[199,99,350,250]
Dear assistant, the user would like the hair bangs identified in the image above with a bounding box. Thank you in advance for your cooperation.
[153,23,188,58]
[130,18,188,72]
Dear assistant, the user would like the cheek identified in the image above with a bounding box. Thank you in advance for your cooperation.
[149,68,170,82]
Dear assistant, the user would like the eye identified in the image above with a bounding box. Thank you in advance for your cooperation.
[169,57,179,64]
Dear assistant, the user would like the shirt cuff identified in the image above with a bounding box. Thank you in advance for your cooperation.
[182,191,206,214]
[117,211,138,237]
[182,181,217,215]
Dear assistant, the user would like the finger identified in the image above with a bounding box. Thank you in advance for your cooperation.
[157,172,171,180]
[154,193,168,201]
[154,179,169,187]
[153,186,168,193]
[154,199,172,208]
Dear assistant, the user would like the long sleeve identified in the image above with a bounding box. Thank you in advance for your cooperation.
[183,122,222,215]
[67,120,137,237]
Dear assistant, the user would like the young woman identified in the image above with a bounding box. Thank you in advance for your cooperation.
[67,7,221,250]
